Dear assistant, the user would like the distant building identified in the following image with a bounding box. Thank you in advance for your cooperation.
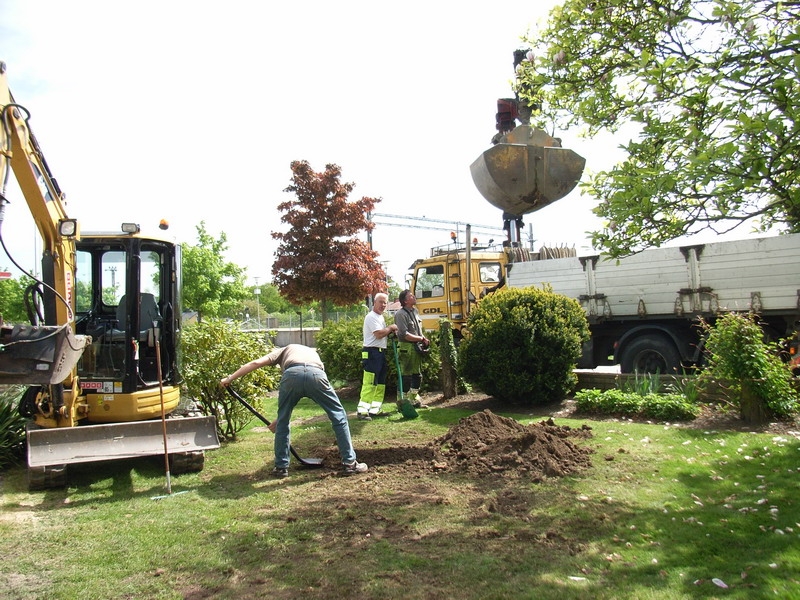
[387,300,401,317]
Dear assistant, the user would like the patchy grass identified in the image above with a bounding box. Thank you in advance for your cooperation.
[1,394,799,599]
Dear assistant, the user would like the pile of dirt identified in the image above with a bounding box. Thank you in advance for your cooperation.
[333,409,595,482]
[431,410,594,481]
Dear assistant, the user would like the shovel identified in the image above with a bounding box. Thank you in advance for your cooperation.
[391,336,418,419]
[225,386,324,468]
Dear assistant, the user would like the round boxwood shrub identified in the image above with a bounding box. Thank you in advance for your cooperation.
[459,286,589,404]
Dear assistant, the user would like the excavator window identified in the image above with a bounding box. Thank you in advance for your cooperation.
[101,251,126,306]
[74,243,168,382]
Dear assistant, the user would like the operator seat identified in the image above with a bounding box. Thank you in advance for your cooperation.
[109,293,162,343]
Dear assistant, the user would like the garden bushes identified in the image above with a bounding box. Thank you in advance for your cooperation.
[459,286,589,404]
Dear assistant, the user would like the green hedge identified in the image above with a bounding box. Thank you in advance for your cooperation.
[574,388,700,421]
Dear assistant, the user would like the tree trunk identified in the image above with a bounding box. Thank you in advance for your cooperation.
[439,321,458,399]
[320,299,329,326]
[739,380,769,424]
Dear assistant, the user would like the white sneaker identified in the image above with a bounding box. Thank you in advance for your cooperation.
[342,461,368,475]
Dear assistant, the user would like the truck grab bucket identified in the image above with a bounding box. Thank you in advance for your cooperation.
[470,126,586,217]
[26,415,220,467]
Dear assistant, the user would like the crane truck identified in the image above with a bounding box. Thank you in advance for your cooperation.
[411,227,800,374]
[0,62,219,489]
[408,53,800,374]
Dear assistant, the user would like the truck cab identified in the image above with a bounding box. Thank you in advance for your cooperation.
[410,242,508,340]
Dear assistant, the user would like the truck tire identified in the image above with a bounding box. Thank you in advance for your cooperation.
[619,334,681,375]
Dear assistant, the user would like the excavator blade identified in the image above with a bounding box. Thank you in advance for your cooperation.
[26,415,220,468]
[470,126,586,217]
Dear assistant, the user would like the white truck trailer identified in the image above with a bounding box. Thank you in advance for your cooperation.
[505,233,800,373]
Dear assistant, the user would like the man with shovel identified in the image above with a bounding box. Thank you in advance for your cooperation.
[395,290,430,408]
[221,344,368,478]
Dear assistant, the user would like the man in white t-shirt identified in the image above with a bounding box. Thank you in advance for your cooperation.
[357,293,397,420]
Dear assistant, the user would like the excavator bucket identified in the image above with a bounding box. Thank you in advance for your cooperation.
[26,415,220,468]
[470,125,586,217]
[0,323,88,385]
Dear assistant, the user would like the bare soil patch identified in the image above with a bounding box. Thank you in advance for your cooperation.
[421,389,800,435]
[331,388,800,476]
[318,408,595,482]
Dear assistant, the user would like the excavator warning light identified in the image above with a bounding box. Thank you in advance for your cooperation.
[121,222,140,234]
[58,219,78,237]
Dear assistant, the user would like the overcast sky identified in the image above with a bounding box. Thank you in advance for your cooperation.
[1,0,621,288]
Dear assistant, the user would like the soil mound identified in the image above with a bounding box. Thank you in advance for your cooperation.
[432,410,594,480]
[337,409,594,481]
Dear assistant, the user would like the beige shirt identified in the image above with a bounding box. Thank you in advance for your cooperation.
[262,344,325,370]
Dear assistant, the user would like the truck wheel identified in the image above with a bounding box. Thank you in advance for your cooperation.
[619,335,681,374]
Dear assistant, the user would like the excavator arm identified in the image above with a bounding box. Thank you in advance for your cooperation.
[0,61,88,388]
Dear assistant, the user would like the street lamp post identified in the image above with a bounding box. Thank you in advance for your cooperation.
[296,310,303,345]
[254,277,261,328]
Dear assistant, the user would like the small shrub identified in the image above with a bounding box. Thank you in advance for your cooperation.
[182,319,278,441]
[666,375,703,404]
[619,371,663,395]
[0,385,27,469]
[638,393,700,421]
[438,319,469,398]
[699,313,799,421]
[459,286,590,404]
[316,318,364,383]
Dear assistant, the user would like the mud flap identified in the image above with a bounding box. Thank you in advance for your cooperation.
[26,415,220,468]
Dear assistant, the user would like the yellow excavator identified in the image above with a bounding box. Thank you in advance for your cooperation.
[0,62,219,489]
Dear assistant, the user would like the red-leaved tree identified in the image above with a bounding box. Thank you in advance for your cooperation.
[271,161,387,324]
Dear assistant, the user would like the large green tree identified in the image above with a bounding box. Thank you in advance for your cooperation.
[182,222,249,321]
[519,0,799,257]
[0,274,32,324]
[259,283,293,314]
[272,161,387,323]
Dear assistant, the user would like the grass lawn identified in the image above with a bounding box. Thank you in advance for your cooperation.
[1,393,799,599]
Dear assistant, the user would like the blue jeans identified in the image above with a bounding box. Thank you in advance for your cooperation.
[273,364,357,468]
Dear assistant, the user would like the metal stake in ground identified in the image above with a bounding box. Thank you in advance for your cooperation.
[151,339,189,500]
[225,386,324,467]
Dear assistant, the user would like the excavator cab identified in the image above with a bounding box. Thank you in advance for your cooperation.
[72,230,182,418]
